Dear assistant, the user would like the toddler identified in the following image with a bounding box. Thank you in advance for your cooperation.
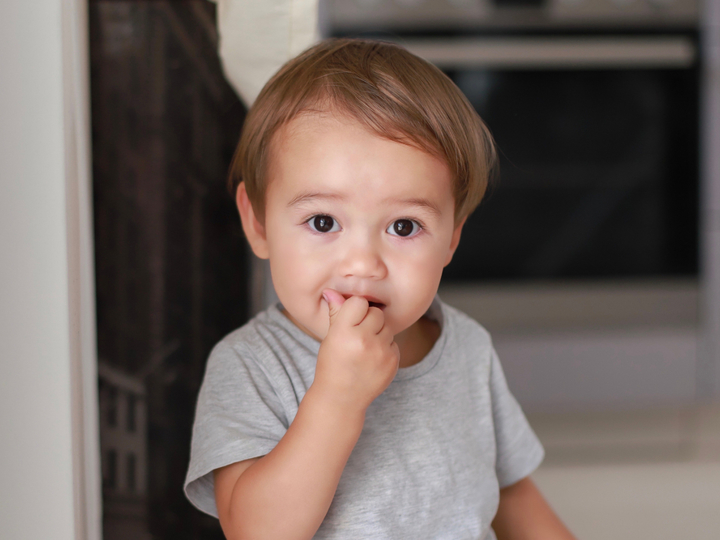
[185,38,575,540]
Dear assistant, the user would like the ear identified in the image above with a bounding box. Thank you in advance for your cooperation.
[236,182,269,259]
[444,216,467,267]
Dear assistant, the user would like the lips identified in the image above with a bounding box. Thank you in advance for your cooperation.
[340,293,386,310]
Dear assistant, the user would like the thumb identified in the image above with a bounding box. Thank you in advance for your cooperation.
[322,289,346,326]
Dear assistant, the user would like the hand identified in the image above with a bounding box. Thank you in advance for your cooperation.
[312,289,400,414]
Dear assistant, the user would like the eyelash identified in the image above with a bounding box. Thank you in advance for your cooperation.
[303,214,425,239]
[304,214,341,234]
[387,218,424,238]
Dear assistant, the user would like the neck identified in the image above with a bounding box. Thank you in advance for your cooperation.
[394,316,441,368]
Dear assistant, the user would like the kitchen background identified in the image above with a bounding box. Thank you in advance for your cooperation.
[1,0,719,539]
[90,0,720,539]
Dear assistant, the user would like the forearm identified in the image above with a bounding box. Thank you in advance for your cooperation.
[492,477,576,540]
[221,386,365,540]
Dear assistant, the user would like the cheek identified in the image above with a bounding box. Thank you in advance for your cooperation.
[268,236,332,303]
[389,246,446,302]
[396,239,450,279]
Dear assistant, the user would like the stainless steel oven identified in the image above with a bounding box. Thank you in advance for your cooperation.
[418,36,699,284]
[325,0,720,412]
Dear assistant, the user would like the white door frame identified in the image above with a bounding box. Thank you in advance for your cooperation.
[63,0,103,539]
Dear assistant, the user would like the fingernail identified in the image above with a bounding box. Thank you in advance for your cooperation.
[322,292,329,303]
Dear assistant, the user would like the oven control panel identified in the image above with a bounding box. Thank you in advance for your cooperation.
[327,0,699,31]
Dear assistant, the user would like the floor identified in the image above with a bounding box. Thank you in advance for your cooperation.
[528,405,720,539]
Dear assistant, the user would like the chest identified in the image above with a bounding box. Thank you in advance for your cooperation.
[316,359,500,539]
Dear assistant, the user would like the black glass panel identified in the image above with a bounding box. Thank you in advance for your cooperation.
[444,66,699,282]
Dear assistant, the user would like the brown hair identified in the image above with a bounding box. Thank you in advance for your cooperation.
[229,38,497,225]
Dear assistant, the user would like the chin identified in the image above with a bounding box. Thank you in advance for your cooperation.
[387,314,415,336]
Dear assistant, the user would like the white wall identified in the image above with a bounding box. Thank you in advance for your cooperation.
[0,1,98,539]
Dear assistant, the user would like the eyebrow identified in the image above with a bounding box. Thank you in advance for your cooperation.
[287,191,346,208]
[388,197,442,218]
[286,191,442,218]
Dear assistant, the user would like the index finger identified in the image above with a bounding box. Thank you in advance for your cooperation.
[334,295,370,327]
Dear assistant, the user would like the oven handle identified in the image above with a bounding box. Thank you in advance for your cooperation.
[401,36,695,69]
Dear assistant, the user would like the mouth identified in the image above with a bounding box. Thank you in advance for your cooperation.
[340,293,386,310]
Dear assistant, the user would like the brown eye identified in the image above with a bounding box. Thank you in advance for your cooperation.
[388,219,418,237]
[310,215,338,233]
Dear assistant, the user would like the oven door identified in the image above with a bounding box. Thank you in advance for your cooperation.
[403,35,701,411]
[403,35,700,282]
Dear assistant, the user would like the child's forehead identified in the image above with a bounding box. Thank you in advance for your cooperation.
[270,111,448,174]
[265,113,456,213]
[274,110,365,146]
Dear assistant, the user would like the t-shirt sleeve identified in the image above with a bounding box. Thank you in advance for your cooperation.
[184,339,289,517]
[489,347,545,488]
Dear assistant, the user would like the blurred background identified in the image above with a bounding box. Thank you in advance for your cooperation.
[1,0,719,539]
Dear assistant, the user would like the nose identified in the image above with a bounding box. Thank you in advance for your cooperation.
[337,237,388,280]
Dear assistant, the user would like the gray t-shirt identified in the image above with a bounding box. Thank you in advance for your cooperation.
[184,297,544,539]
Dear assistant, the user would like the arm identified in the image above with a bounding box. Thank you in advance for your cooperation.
[214,387,365,540]
[214,292,399,540]
[492,477,577,540]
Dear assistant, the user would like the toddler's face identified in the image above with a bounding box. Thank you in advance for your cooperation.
[250,113,463,341]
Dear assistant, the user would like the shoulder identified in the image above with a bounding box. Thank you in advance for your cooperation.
[207,310,268,364]
[437,297,493,350]
[206,305,298,372]
[203,304,319,397]
[430,297,496,380]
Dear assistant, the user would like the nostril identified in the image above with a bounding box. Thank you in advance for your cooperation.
[339,245,387,280]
